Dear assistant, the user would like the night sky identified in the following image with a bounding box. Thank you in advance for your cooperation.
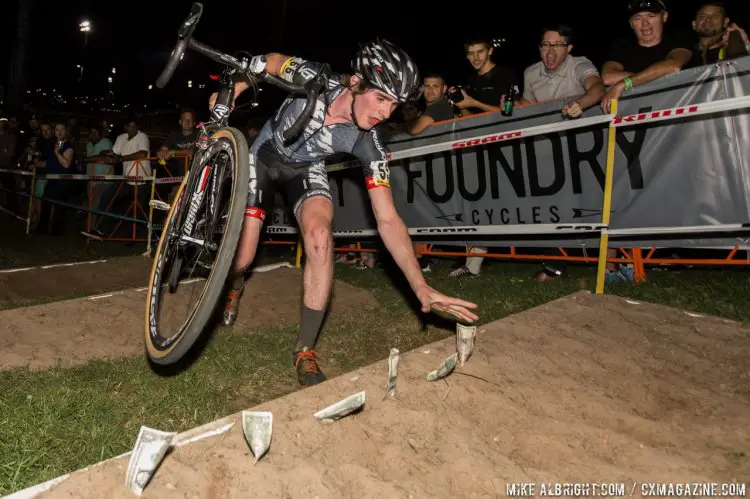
[1,0,748,119]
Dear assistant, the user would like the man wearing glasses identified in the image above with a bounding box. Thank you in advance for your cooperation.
[519,24,605,119]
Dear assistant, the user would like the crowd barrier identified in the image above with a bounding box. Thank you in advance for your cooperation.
[264,59,750,293]
[252,91,750,292]
[1,60,749,295]
[0,155,190,247]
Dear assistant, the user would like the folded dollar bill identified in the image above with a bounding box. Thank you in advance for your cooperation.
[124,425,177,496]
[456,323,477,366]
[427,353,458,381]
[314,391,366,422]
[242,411,273,463]
[384,348,400,399]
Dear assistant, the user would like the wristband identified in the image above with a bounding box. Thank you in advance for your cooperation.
[623,77,633,90]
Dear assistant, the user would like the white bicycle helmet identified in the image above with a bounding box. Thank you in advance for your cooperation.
[352,37,422,102]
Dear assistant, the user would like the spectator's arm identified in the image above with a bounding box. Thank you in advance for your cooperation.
[601,61,633,86]
[458,94,500,113]
[576,74,606,110]
[120,150,148,161]
[55,147,75,169]
[626,48,692,87]
[407,114,434,135]
[87,149,112,162]
[156,145,172,161]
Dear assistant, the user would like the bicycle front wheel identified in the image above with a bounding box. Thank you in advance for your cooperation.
[144,127,250,365]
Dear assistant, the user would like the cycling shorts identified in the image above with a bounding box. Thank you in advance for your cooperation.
[245,141,332,223]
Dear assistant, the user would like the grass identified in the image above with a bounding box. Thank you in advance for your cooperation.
[1,250,749,494]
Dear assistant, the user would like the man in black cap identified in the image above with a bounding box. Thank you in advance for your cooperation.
[600,0,693,113]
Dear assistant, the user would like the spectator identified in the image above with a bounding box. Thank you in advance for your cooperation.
[600,0,693,113]
[34,122,75,235]
[84,125,114,230]
[0,118,18,215]
[406,73,455,135]
[689,2,749,67]
[82,117,151,239]
[29,122,54,228]
[451,37,520,116]
[519,25,606,119]
[446,38,519,278]
[156,108,198,176]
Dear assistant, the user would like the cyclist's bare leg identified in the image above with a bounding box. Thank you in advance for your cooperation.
[221,213,264,326]
[232,215,264,279]
[295,196,334,350]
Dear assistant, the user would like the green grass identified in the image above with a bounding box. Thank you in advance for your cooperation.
[1,253,749,495]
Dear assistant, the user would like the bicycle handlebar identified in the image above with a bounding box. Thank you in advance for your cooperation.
[155,2,321,143]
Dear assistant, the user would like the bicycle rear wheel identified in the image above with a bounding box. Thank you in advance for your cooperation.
[144,127,250,365]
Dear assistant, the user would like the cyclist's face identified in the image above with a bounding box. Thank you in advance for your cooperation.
[354,89,399,129]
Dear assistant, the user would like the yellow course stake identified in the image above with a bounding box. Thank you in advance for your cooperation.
[295,238,303,269]
[595,98,618,294]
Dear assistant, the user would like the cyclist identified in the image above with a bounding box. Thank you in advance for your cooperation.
[210,38,479,386]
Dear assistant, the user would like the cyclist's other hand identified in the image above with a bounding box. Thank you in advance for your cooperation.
[415,284,479,324]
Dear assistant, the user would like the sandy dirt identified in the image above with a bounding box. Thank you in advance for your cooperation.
[0,266,377,372]
[26,291,750,498]
[0,257,154,306]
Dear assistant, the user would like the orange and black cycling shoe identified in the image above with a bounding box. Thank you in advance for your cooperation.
[292,347,327,386]
[221,288,242,327]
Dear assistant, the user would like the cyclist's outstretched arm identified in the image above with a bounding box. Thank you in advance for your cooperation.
[367,185,426,293]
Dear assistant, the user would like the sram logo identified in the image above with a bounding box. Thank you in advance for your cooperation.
[555,225,607,231]
[415,227,479,233]
[613,105,699,125]
[451,131,523,149]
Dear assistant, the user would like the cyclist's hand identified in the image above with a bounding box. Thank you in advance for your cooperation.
[208,81,248,112]
[208,92,219,111]
[415,284,479,324]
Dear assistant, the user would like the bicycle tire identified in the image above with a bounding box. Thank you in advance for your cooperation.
[144,127,250,365]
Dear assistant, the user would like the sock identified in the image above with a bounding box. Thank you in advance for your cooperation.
[295,305,326,351]
[230,273,245,291]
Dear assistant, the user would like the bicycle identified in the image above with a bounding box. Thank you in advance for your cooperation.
[144,2,326,365]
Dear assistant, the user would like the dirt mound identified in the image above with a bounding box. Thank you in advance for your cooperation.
[0,266,377,372]
[20,292,750,498]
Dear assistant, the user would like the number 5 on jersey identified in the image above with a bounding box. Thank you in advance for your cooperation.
[367,161,391,189]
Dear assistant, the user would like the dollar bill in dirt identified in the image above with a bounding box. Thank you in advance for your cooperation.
[384,348,400,399]
[427,353,458,381]
[242,411,273,463]
[314,391,366,422]
[456,323,477,366]
[124,425,177,496]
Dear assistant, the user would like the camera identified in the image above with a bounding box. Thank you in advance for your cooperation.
[447,85,464,103]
